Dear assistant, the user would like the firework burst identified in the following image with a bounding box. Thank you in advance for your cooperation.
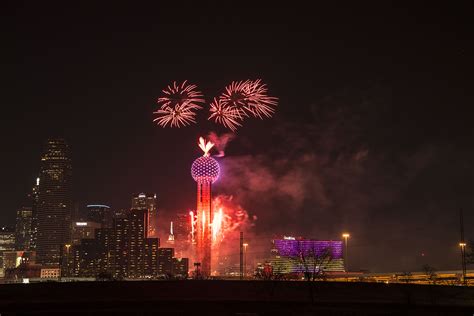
[157,80,205,110]
[243,79,278,119]
[208,98,243,132]
[220,80,251,112]
[154,81,204,128]
[153,79,277,130]
[210,79,278,129]
[153,103,197,128]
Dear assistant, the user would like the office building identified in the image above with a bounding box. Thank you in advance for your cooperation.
[172,257,189,277]
[270,238,345,274]
[71,221,101,245]
[158,248,174,276]
[36,138,73,266]
[86,204,113,228]
[131,193,158,238]
[15,207,33,251]
[0,227,15,277]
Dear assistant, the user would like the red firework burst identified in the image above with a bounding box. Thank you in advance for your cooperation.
[243,79,278,119]
[219,79,278,119]
[208,98,243,132]
[153,103,197,128]
[157,80,205,110]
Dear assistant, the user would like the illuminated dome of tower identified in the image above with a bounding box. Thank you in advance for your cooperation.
[191,156,220,183]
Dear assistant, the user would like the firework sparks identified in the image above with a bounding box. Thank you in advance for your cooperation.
[210,195,256,246]
[153,79,277,130]
[208,98,243,132]
[211,79,278,130]
[212,208,223,242]
[154,81,204,128]
[158,80,205,110]
[243,79,278,119]
[153,103,197,127]
[190,211,195,243]
[220,80,251,111]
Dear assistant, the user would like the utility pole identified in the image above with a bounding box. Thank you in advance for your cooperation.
[342,233,350,272]
[459,209,467,285]
[240,232,243,280]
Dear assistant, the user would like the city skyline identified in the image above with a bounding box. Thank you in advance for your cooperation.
[2,2,473,274]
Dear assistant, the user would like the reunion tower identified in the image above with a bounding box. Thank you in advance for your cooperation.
[191,137,220,277]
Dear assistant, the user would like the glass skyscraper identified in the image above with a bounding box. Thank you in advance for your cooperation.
[36,138,73,266]
[15,207,33,251]
[131,193,158,238]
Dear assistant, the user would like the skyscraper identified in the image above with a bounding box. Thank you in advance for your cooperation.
[71,221,101,245]
[174,212,191,242]
[157,248,174,276]
[36,138,73,266]
[0,226,15,277]
[131,193,158,238]
[86,204,113,228]
[114,209,160,279]
[29,177,40,250]
[15,207,33,251]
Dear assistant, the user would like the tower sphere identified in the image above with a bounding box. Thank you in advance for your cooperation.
[191,156,220,183]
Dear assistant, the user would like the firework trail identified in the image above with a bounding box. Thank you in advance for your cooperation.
[153,81,204,128]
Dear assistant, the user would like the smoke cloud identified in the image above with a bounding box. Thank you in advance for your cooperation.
[210,88,474,273]
[208,131,235,157]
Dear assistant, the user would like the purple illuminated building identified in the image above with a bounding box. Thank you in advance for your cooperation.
[273,239,343,259]
[271,238,345,273]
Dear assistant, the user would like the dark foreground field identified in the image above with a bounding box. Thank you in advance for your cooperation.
[0,281,473,315]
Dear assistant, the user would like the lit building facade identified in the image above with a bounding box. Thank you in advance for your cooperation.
[29,177,40,250]
[40,267,60,279]
[36,138,73,266]
[174,212,191,242]
[158,248,174,276]
[172,257,189,277]
[86,204,113,228]
[3,251,35,270]
[270,239,345,274]
[71,221,101,245]
[0,227,15,277]
[15,207,33,251]
[131,193,158,238]
[65,210,160,279]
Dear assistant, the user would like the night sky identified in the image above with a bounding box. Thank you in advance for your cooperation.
[2,2,473,272]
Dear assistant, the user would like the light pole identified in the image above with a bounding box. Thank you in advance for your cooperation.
[64,244,71,278]
[459,242,467,285]
[342,233,350,272]
[243,243,249,278]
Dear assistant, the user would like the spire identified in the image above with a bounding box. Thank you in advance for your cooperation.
[168,221,175,242]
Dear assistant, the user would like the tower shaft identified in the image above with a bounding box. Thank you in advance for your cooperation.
[196,181,212,277]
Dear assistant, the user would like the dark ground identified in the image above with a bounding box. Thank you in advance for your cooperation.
[0,281,473,315]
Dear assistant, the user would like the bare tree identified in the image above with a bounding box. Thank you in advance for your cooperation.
[422,264,437,285]
[400,271,412,284]
[291,243,333,282]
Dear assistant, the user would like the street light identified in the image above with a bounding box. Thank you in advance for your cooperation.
[459,242,467,285]
[243,243,249,278]
[64,244,71,278]
[342,233,350,272]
